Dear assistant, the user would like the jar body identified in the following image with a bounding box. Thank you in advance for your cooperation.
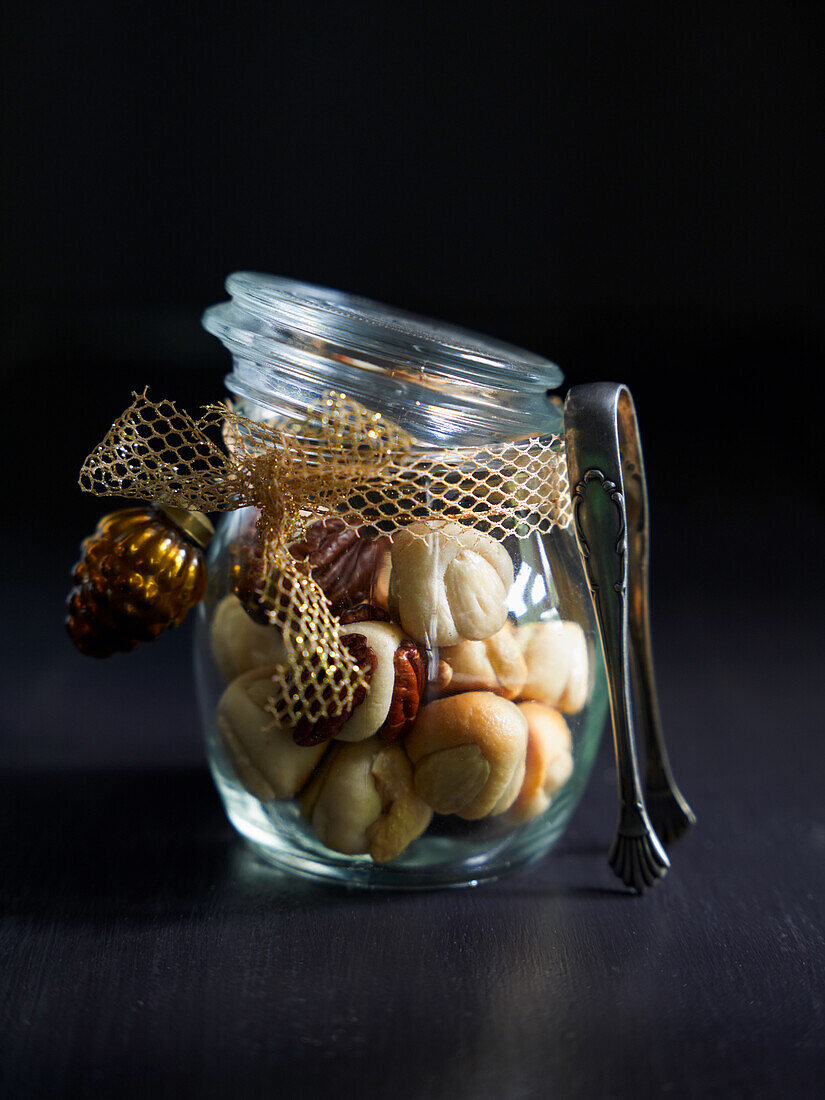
[194,273,609,888]
[195,508,607,888]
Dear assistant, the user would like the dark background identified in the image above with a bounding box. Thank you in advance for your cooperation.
[2,4,824,1097]
[2,1,822,767]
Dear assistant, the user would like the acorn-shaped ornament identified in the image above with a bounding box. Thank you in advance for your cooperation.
[66,504,214,657]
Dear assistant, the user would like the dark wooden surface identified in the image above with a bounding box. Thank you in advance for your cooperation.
[2,494,824,1099]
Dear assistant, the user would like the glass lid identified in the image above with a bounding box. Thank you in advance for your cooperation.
[202,272,564,445]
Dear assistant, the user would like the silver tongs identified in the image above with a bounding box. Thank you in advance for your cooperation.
[565,383,695,892]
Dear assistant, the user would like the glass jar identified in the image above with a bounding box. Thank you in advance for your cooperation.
[194,273,608,888]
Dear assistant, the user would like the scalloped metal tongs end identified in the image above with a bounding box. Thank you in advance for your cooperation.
[565,383,695,893]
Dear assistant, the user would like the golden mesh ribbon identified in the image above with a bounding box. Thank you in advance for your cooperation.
[79,388,572,724]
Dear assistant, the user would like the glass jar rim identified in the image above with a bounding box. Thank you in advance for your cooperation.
[202,272,564,445]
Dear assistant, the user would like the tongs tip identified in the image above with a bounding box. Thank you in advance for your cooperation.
[645,784,696,846]
[608,820,670,894]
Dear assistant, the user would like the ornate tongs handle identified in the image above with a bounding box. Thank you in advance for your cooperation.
[564,383,695,893]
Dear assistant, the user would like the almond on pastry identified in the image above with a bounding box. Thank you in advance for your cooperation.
[299,738,432,862]
[515,620,589,714]
[509,702,573,822]
[210,594,287,683]
[438,623,527,700]
[388,520,514,646]
[216,664,327,801]
[405,692,528,820]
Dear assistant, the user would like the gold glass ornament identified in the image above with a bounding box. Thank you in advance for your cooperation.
[66,504,214,657]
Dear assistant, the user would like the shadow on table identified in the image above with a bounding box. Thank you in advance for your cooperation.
[1,768,628,922]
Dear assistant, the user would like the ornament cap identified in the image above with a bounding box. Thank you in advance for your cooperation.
[157,505,214,549]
